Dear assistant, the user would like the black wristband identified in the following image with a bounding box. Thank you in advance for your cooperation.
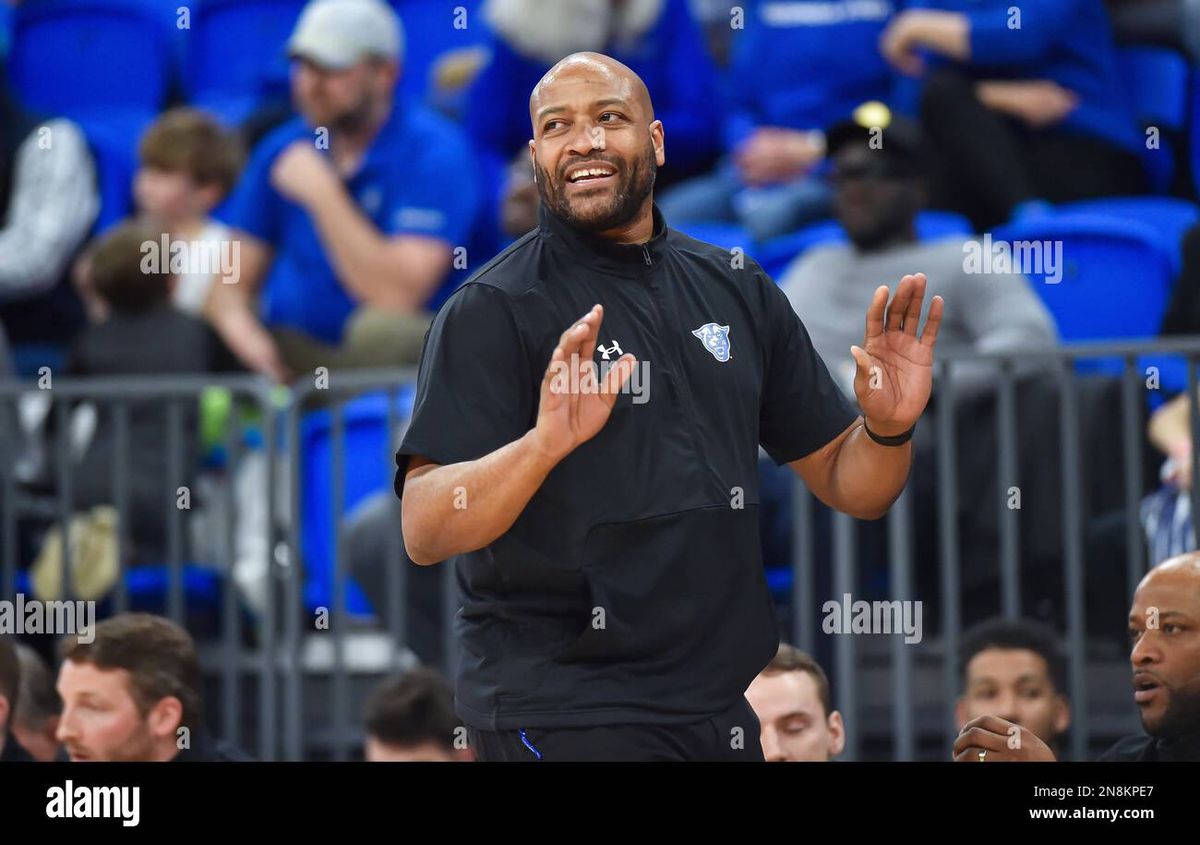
[863,420,915,446]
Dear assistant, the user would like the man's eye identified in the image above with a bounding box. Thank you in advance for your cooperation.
[545,120,564,132]
[1163,623,1180,634]
[1129,628,1142,643]
[600,112,620,122]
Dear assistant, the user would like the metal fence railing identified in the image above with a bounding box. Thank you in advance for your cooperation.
[4,340,1200,760]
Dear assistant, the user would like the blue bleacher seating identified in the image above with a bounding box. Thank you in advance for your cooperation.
[299,388,415,617]
[995,210,1175,379]
[7,0,171,121]
[186,0,307,126]
[1117,46,1191,193]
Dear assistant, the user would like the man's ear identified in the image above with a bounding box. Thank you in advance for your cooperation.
[528,141,538,182]
[0,695,10,733]
[147,696,184,739]
[650,119,666,167]
[1053,695,1071,735]
[827,710,846,758]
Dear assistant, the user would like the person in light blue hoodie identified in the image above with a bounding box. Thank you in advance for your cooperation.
[659,0,901,242]
[881,0,1146,231]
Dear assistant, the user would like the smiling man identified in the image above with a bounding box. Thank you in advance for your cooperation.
[954,553,1200,761]
[397,52,942,761]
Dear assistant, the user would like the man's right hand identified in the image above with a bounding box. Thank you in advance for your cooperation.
[531,304,636,463]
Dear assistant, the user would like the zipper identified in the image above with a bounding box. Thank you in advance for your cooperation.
[642,245,652,266]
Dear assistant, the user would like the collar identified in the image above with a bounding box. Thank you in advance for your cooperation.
[1152,730,1200,761]
[538,202,670,273]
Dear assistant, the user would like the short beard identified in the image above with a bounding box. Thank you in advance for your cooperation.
[1144,681,1200,740]
[536,143,656,233]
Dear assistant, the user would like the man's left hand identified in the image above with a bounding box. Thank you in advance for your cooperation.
[270,141,338,206]
[851,273,943,437]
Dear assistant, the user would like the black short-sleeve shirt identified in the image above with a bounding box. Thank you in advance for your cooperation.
[396,204,860,730]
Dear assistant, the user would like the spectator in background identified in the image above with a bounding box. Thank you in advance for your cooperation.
[1140,225,1200,561]
[779,104,1056,400]
[1106,0,1200,62]
[39,220,242,578]
[10,642,62,762]
[213,0,480,379]
[0,636,34,761]
[0,68,99,348]
[75,108,243,330]
[957,617,1071,758]
[955,553,1200,761]
[363,668,472,761]
[661,0,900,242]
[881,0,1145,232]
[57,613,249,761]
[473,0,719,248]
[745,643,845,762]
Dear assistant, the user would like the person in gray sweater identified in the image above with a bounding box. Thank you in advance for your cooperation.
[779,105,1057,400]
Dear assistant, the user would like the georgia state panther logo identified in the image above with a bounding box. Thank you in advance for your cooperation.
[691,322,731,362]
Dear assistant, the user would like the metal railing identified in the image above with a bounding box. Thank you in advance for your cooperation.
[3,339,1199,760]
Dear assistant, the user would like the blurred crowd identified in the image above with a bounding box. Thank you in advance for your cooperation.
[2,0,1200,760]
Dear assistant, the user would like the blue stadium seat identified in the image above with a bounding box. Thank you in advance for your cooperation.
[6,0,171,120]
[14,565,223,614]
[1058,196,1199,274]
[299,388,415,617]
[754,210,973,280]
[994,212,1175,375]
[1117,46,1190,193]
[76,118,143,233]
[186,0,307,126]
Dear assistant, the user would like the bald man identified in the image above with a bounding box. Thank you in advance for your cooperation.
[396,53,942,761]
[953,553,1200,761]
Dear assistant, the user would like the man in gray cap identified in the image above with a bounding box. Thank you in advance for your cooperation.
[212,0,481,379]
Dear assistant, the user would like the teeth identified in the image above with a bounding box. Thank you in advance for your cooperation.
[570,167,614,182]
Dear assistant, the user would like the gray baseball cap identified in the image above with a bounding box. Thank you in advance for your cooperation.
[287,0,404,70]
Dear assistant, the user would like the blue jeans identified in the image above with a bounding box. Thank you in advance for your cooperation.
[657,159,832,242]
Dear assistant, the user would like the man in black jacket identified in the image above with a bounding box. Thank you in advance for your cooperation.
[954,553,1200,761]
[397,52,943,761]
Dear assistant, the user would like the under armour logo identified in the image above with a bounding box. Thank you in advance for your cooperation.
[597,340,623,360]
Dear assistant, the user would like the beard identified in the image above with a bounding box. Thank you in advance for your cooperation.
[301,89,375,136]
[1144,678,1200,740]
[536,142,656,233]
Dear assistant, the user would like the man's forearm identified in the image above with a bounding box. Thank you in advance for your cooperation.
[304,186,427,310]
[827,422,913,520]
[402,430,559,564]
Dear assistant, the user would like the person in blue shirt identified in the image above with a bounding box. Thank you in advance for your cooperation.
[213,0,480,381]
[659,0,900,243]
[881,0,1146,231]
[468,0,721,251]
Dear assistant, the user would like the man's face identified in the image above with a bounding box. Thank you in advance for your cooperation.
[364,736,467,762]
[831,141,920,250]
[957,649,1070,747]
[1128,571,1200,738]
[529,68,663,233]
[292,58,391,132]
[55,661,173,762]
[746,670,844,762]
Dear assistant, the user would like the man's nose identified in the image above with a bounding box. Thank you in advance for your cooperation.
[1132,630,1162,666]
[565,121,605,157]
[55,708,77,743]
[759,726,784,761]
